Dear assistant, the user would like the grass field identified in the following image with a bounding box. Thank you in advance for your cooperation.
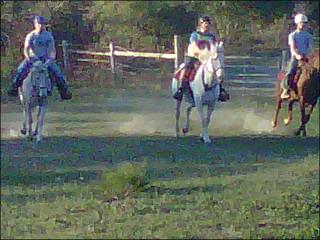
[1,85,319,239]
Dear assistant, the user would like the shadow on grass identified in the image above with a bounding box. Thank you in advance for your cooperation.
[1,134,319,187]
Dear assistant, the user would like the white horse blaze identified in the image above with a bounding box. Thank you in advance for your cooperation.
[173,41,225,144]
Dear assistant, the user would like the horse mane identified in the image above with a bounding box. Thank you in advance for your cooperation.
[299,49,320,80]
[308,48,320,71]
[298,49,320,104]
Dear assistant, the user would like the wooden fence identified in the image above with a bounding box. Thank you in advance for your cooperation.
[61,35,185,82]
[61,35,269,82]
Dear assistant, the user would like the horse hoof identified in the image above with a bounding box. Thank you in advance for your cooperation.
[182,128,189,135]
[20,129,27,135]
[27,135,33,141]
[283,118,291,125]
[271,121,277,128]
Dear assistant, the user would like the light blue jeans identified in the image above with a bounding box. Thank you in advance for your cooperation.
[13,57,68,91]
[281,57,298,89]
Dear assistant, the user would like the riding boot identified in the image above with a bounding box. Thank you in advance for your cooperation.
[56,77,72,100]
[173,68,188,101]
[280,74,292,100]
[7,75,23,97]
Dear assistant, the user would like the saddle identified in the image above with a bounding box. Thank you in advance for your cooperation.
[174,61,230,102]
[174,61,202,82]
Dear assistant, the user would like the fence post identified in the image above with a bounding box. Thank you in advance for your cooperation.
[109,41,116,83]
[174,35,184,69]
[62,40,71,81]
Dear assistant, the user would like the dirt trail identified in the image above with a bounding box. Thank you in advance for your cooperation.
[3,88,314,140]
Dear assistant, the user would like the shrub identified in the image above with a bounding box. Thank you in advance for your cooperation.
[100,161,150,200]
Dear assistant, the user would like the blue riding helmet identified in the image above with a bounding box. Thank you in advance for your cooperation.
[34,16,47,25]
[199,15,211,24]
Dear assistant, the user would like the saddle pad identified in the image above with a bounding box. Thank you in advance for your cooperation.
[174,62,201,82]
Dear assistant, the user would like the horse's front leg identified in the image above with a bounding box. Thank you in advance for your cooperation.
[175,100,182,138]
[271,98,282,128]
[284,100,294,125]
[195,98,210,144]
[182,104,194,135]
[206,103,215,130]
[296,101,313,136]
[21,103,27,135]
[26,102,33,140]
[35,104,47,142]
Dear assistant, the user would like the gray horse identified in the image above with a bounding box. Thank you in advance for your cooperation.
[172,42,225,144]
[19,60,51,145]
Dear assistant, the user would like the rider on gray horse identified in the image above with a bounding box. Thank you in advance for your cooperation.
[7,16,72,100]
[173,15,228,101]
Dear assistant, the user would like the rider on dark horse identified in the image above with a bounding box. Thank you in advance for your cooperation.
[280,13,313,100]
[173,15,227,101]
[7,16,72,100]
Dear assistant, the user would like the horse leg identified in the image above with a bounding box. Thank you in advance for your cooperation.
[195,98,210,143]
[21,103,27,135]
[204,103,215,143]
[35,104,47,142]
[26,102,33,140]
[284,100,294,125]
[175,100,182,138]
[271,98,282,128]
[296,102,314,137]
[182,104,193,135]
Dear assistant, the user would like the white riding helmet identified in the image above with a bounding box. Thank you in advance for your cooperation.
[294,13,308,24]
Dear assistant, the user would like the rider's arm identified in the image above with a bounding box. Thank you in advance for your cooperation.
[189,32,200,57]
[288,33,302,60]
[23,33,33,60]
[47,33,56,60]
[189,31,198,44]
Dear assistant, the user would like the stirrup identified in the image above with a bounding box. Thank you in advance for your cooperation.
[173,89,183,101]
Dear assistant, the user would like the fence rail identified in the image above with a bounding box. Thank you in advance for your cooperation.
[61,36,283,96]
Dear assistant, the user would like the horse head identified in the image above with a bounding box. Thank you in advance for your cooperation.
[195,41,225,88]
[30,60,51,97]
[210,41,225,84]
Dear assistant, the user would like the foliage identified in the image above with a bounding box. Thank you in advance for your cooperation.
[1,1,319,54]
[100,161,150,200]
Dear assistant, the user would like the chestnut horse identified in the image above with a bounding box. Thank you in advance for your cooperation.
[272,49,319,136]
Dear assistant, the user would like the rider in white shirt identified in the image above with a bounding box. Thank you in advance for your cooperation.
[281,13,313,99]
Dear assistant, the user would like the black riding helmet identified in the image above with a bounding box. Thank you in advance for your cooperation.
[199,15,211,24]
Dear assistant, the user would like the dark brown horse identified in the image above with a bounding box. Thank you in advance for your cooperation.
[272,49,319,136]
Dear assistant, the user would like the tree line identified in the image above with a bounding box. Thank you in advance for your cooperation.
[1,1,319,55]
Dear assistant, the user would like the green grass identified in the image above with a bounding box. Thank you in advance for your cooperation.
[1,87,319,239]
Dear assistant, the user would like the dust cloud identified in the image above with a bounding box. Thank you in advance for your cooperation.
[109,94,276,136]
